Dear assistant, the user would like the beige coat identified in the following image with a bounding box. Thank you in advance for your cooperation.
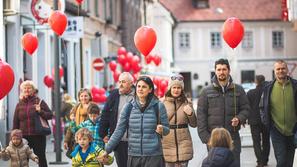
[1,139,38,167]
[162,97,197,162]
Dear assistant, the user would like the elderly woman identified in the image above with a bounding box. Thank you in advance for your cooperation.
[13,80,53,167]
[162,74,197,167]
[63,88,93,158]
[103,76,170,167]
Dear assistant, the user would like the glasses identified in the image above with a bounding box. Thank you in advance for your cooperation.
[171,75,184,81]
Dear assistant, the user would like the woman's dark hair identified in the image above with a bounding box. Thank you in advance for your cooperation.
[165,89,188,103]
[135,76,157,104]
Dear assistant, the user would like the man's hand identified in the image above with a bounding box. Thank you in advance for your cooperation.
[155,124,163,135]
[231,117,240,127]
[103,136,109,143]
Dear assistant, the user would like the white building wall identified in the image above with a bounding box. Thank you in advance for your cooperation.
[174,21,297,93]
[145,1,174,75]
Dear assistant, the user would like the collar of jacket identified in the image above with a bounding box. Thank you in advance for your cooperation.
[132,96,159,109]
[71,142,98,158]
[211,76,235,90]
[9,138,28,148]
[165,96,183,103]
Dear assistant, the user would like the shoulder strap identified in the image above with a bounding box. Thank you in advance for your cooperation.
[154,102,160,125]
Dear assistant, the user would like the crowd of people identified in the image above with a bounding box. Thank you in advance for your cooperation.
[0,59,296,167]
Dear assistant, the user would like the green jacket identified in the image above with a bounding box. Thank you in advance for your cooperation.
[71,142,113,167]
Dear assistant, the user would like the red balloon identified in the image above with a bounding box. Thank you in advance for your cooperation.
[75,0,84,5]
[21,33,38,55]
[117,54,126,65]
[113,71,121,82]
[109,61,117,72]
[98,95,107,103]
[43,75,54,88]
[145,54,154,64]
[153,55,162,66]
[134,26,157,57]
[97,88,106,95]
[160,79,168,92]
[52,66,64,78]
[126,52,134,64]
[123,62,131,72]
[0,59,15,100]
[131,55,140,64]
[117,47,127,56]
[132,63,142,73]
[222,17,244,49]
[48,11,68,36]
[153,77,161,87]
[91,86,100,95]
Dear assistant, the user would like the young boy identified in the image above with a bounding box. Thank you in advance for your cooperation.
[71,128,113,166]
[0,129,39,167]
[71,103,104,148]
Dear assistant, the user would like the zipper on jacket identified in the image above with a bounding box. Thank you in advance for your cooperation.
[174,100,179,161]
[141,112,144,155]
[26,103,31,135]
[283,85,286,134]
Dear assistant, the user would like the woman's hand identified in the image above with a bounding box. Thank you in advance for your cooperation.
[63,142,68,150]
[183,104,193,116]
[34,157,39,164]
[103,136,109,143]
[97,151,109,164]
[155,124,163,135]
[35,100,42,112]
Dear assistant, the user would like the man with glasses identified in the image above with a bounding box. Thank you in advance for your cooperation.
[99,72,134,167]
[261,60,297,167]
[197,58,250,166]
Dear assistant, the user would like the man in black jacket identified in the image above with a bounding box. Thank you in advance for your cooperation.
[197,58,250,167]
[247,75,270,167]
[99,72,134,167]
[261,60,297,167]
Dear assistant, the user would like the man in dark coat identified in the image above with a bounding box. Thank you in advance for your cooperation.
[99,72,134,167]
[247,75,270,167]
[197,58,250,167]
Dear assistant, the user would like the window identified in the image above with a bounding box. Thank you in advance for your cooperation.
[241,70,255,83]
[272,31,284,48]
[210,32,221,48]
[82,0,90,12]
[179,32,190,49]
[242,31,253,48]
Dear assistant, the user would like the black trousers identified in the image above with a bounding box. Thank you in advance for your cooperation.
[250,123,270,165]
[127,155,165,167]
[24,135,48,167]
[114,141,128,167]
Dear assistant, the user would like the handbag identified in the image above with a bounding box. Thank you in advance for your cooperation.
[34,100,51,135]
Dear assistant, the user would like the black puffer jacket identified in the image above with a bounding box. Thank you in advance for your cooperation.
[202,147,236,167]
[197,76,250,143]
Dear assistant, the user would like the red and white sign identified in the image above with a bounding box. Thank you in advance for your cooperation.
[30,0,65,24]
[92,58,105,71]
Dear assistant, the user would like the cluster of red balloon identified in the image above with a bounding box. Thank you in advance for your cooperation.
[21,11,67,55]
[91,86,107,103]
[109,47,142,82]
[145,54,162,66]
[0,59,15,100]
[153,77,168,98]
[222,17,244,49]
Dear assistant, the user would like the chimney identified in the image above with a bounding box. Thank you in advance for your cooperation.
[192,0,209,9]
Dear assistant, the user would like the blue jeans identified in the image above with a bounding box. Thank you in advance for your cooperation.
[270,125,295,167]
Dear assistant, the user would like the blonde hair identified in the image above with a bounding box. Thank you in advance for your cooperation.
[63,93,73,103]
[208,128,233,150]
[75,128,93,143]
[77,88,92,102]
[20,80,37,99]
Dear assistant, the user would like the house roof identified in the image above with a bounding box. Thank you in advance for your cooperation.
[159,0,283,22]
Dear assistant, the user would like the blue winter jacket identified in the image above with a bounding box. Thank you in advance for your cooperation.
[105,97,170,156]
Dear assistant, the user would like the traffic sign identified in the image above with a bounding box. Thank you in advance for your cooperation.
[92,58,105,71]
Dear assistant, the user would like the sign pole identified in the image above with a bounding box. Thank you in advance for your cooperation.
[49,0,68,164]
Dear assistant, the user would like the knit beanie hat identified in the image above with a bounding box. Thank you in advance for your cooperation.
[11,129,23,140]
[168,74,184,90]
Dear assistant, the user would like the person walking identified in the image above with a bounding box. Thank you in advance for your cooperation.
[202,127,236,167]
[64,88,93,158]
[99,72,135,167]
[13,80,53,167]
[162,74,197,167]
[247,75,270,167]
[197,58,250,167]
[102,76,170,167]
[261,60,297,167]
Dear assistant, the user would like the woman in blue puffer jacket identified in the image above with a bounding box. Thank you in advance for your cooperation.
[103,76,170,167]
